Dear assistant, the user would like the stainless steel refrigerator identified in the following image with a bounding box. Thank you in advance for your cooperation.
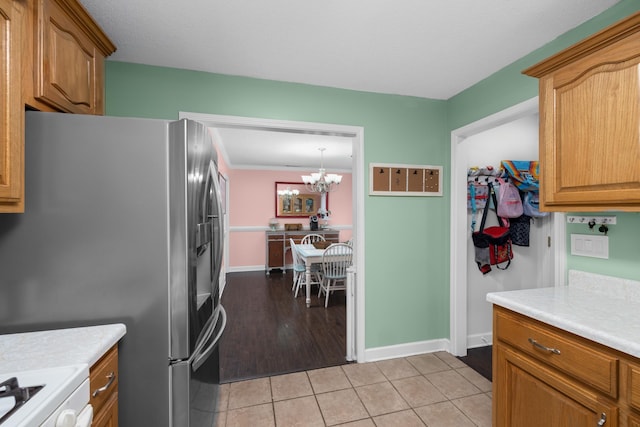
[0,111,226,427]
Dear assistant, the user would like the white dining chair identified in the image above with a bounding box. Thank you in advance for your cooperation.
[301,234,325,245]
[290,239,322,297]
[318,243,353,307]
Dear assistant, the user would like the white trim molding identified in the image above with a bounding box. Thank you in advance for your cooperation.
[179,111,366,364]
[229,225,354,233]
[364,339,451,362]
[450,97,550,357]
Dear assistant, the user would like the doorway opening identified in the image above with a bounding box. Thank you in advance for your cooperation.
[179,112,366,373]
[449,97,566,357]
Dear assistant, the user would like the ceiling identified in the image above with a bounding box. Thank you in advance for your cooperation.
[209,126,354,171]
[78,0,621,170]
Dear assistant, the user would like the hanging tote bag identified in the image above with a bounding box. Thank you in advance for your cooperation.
[472,183,513,274]
[467,165,503,210]
[467,183,489,210]
[509,214,532,247]
[501,160,540,192]
[522,191,549,218]
[497,178,523,218]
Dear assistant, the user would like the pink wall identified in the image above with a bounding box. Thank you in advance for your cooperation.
[215,149,352,270]
[229,170,352,227]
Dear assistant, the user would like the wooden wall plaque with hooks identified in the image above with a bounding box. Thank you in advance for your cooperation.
[369,163,443,196]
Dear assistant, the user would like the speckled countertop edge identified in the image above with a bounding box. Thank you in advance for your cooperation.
[0,323,126,373]
[487,283,640,359]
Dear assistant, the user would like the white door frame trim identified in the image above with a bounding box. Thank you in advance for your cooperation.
[179,112,366,363]
[449,97,566,356]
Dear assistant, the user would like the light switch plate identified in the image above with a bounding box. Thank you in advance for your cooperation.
[570,234,609,259]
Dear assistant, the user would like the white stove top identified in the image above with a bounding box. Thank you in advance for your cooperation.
[0,364,88,427]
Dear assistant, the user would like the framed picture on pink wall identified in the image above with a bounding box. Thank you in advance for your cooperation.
[275,182,326,218]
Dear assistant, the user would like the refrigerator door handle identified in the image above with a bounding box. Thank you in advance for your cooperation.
[193,304,227,371]
[208,161,224,280]
[188,305,219,363]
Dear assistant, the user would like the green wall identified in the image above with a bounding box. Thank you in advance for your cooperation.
[105,0,640,352]
[565,215,640,281]
[448,0,640,282]
[105,65,450,349]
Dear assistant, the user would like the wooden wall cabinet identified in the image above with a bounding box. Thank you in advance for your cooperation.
[523,12,640,211]
[0,0,25,213]
[24,0,116,115]
[0,0,115,212]
[265,229,340,274]
[90,345,119,427]
[493,306,640,427]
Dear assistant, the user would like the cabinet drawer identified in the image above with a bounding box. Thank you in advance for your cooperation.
[324,233,339,242]
[287,234,307,243]
[90,345,119,415]
[495,308,618,397]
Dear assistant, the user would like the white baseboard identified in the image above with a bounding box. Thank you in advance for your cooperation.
[228,265,268,273]
[467,333,493,349]
[364,339,451,362]
[363,335,493,363]
[228,265,299,273]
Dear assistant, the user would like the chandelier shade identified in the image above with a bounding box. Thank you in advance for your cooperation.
[301,148,342,193]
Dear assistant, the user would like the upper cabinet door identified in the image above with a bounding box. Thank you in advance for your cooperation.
[524,12,640,212]
[30,0,116,115]
[0,0,24,212]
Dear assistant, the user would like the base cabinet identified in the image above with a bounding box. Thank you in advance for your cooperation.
[267,235,285,270]
[495,345,617,427]
[92,393,118,427]
[90,345,119,427]
[493,306,640,427]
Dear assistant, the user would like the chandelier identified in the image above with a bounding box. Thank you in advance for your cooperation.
[301,148,342,193]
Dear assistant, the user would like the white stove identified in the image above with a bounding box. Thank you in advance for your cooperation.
[0,365,91,427]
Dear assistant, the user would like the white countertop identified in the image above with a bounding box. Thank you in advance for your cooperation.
[0,323,126,373]
[487,285,640,358]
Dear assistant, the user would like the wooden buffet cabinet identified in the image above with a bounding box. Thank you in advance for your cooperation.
[494,306,640,427]
[523,11,640,212]
[90,344,119,427]
[0,0,115,213]
[265,229,340,274]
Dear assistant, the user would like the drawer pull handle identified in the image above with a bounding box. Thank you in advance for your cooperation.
[597,412,606,426]
[92,372,116,397]
[528,338,561,355]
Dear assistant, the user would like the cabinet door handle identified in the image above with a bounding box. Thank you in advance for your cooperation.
[597,412,606,426]
[92,372,116,397]
[528,338,561,355]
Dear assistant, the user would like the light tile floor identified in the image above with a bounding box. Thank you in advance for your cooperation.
[214,351,492,427]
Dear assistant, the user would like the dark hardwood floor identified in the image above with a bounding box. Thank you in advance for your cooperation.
[457,345,492,381]
[219,270,347,383]
[219,270,493,384]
